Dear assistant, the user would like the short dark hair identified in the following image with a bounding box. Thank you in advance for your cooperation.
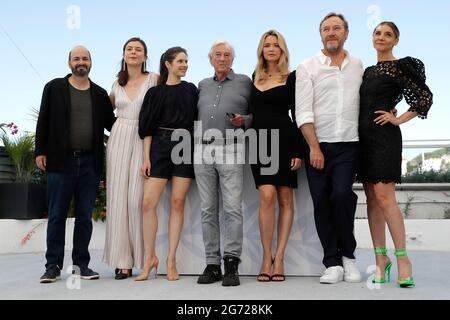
[374,21,400,39]
[320,12,349,32]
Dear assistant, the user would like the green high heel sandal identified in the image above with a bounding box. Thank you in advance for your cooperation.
[394,249,415,288]
[373,246,392,284]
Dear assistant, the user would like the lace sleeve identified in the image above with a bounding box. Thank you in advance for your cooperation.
[396,57,433,119]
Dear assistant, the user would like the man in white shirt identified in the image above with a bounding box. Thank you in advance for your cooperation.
[295,12,363,284]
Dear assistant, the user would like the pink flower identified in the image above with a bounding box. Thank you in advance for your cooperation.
[21,231,35,246]
[4,122,19,135]
[20,221,46,246]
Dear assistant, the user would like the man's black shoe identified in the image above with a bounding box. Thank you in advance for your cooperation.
[78,267,100,280]
[222,256,240,287]
[197,264,222,284]
[40,266,61,284]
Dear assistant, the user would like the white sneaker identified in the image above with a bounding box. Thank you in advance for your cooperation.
[342,257,362,283]
[319,266,344,284]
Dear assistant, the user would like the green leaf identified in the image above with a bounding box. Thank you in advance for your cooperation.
[1,132,36,183]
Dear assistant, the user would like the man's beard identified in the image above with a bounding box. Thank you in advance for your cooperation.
[71,65,90,77]
[326,44,340,52]
[325,39,341,52]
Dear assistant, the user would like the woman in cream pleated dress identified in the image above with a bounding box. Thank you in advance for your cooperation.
[103,37,158,279]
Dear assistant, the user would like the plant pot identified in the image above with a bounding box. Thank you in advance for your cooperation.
[0,146,15,183]
[0,183,47,220]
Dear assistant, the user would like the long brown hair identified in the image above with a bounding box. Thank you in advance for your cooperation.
[254,30,290,85]
[158,47,187,86]
[117,37,149,86]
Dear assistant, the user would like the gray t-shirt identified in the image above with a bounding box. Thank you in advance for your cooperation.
[69,84,93,150]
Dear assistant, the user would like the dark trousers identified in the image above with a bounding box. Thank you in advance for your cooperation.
[305,142,359,268]
[45,154,100,270]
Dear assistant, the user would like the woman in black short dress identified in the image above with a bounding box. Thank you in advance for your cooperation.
[358,22,432,288]
[136,47,198,282]
[250,30,302,282]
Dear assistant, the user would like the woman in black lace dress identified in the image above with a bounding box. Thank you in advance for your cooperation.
[358,22,433,288]
[250,30,302,282]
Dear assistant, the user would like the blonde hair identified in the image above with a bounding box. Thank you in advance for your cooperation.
[254,30,290,84]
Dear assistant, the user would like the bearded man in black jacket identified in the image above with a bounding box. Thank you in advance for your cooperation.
[35,46,115,283]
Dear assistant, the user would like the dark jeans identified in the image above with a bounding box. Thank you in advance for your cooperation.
[45,154,100,270]
[305,142,359,268]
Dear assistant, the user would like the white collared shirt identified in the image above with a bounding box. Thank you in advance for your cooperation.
[295,50,363,143]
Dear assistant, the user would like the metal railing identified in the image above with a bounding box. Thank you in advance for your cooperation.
[403,139,450,149]
[353,139,450,188]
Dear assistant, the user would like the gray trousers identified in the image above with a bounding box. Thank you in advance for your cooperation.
[194,144,244,265]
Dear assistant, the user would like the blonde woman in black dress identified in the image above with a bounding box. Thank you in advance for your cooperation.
[358,22,433,288]
[250,30,302,282]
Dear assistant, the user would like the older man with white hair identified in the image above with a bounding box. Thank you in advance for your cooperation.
[195,41,252,287]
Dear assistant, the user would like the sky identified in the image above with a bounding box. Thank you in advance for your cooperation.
[1,0,449,159]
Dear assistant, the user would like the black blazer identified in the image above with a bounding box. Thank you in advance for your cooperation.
[35,74,115,173]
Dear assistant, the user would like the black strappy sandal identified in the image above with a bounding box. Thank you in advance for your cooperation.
[270,274,286,282]
[257,273,271,282]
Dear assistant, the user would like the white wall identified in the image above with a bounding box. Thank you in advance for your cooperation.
[2,168,450,275]
[355,187,450,219]
[0,167,325,276]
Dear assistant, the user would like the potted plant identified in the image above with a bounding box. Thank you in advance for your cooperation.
[0,123,47,220]
[92,181,107,222]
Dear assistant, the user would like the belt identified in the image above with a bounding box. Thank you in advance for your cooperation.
[156,127,191,137]
[69,150,92,157]
[156,127,175,137]
[200,137,240,145]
